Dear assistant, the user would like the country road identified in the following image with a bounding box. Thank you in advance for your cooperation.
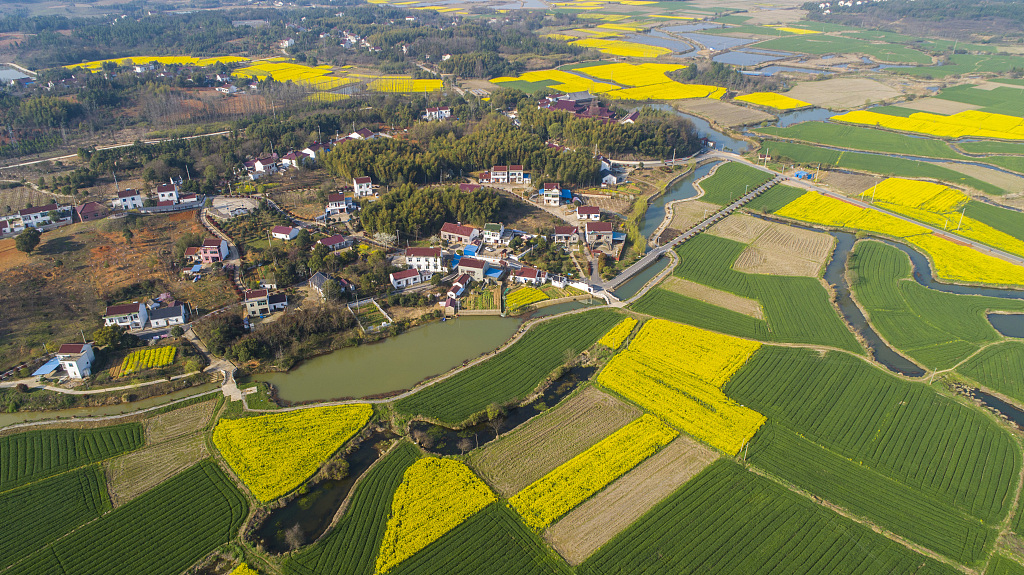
[0,130,231,171]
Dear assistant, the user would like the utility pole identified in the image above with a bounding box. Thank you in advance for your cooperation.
[957,206,965,231]
[870,179,878,203]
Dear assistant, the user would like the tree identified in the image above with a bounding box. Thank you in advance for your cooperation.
[122,228,133,243]
[486,403,505,436]
[15,229,41,254]
[323,279,341,301]
[296,228,313,251]
[170,326,184,337]
[93,324,126,349]
[457,437,473,455]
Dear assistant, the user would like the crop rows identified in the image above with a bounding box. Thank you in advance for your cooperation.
[660,234,861,352]
[596,317,636,349]
[725,346,1020,524]
[117,346,176,377]
[6,460,247,575]
[850,240,1024,369]
[989,555,1024,575]
[958,341,1024,403]
[388,504,571,575]
[834,109,1024,141]
[506,287,549,312]
[699,162,774,206]
[630,288,770,340]
[578,460,961,575]
[285,442,420,575]
[1,464,111,570]
[394,309,621,425]
[213,403,373,502]
[749,423,996,566]
[0,424,144,491]
[734,92,809,110]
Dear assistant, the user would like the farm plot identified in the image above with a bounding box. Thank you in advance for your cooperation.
[663,234,861,351]
[958,341,1024,403]
[751,35,933,64]
[631,287,770,340]
[112,346,177,378]
[755,121,967,161]
[468,387,642,497]
[726,346,1021,525]
[660,276,764,319]
[666,199,718,231]
[0,424,144,491]
[506,286,549,312]
[597,317,637,349]
[673,99,773,127]
[144,399,217,444]
[213,404,372,502]
[509,414,677,531]
[577,460,962,575]
[749,423,996,566]
[742,183,806,214]
[0,465,110,570]
[394,310,622,425]
[544,436,717,565]
[697,162,773,206]
[0,186,61,212]
[6,460,247,575]
[990,555,1024,575]
[284,442,420,575]
[105,433,209,507]
[711,214,835,277]
[783,77,902,109]
[596,320,763,455]
[850,240,1024,370]
[833,109,1024,141]
[734,92,809,110]
[387,504,571,575]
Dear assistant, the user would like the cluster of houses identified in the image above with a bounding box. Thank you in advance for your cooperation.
[102,301,190,331]
[110,181,199,210]
[480,165,531,186]
[0,204,73,235]
[244,129,381,181]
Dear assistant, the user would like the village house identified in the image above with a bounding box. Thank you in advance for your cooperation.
[112,189,143,210]
[198,238,228,263]
[2,204,73,232]
[74,202,106,223]
[457,257,489,282]
[317,233,353,251]
[325,193,355,215]
[156,183,179,204]
[149,305,189,328]
[244,290,270,317]
[424,106,451,121]
[103,303,149,330]
[254,156,277,173]
[353,177,374,197]
[577,205,601,221]
[308,271,331,298]
[390,268,422,289]
[216,84,238,95]
[508,165,524,184]
[620,110,640,124]
[482,223,504,244]
[281,151,304,168]
[268,293,288,312]
[600,170,625,187]
[404,247,446,275]
[513,266,547,286]
[440,222,479,245]
[272,226,299,241]
[302,143,329,161]
[553,225,580,244]
[584,221,614,249]
[447,274,472,299]
[489,165,508,184]
[180,194,199,204]
[542,183,570,207]
[348,128,375,140]
[57,343,95,379]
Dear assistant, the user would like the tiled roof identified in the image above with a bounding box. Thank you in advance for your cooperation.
[441,222,476,237]
[272,226,295,235]
[578,206,600,215]
[117,189,140,198]
[586,221,613,233]
[553,226,577,235]
[202,238,223,247]
[354,176,372,184]
[57,343,87,355]
[459,257,486,269]
[327,193,345,202]
[105,303,140,316]
[391,269,420,280]
[18,204,58,216]
[318,234,349,246]
[245,289,268,300]
[406,247,441,258]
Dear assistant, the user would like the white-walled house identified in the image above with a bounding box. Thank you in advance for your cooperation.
[482,222,504,244]
[439,222,479,245]
[272,226,299,241]
[245,289,287,316]
[508,165,524,184]
[57,343,95,379]
[112,189,143,210]
[302,143,329,161]
[513,266,547,286]
[457,257,489,282]
[425,106,452,121]
[3,204,73,232]
[405,247,446,274]
[353,176,373,197]
[317,234,353,251]
[326,193,354,215]
[577,205,601,221]
[390,268,422,289]
[149,305,189,328]
[103,303,148,330]
[156,183,179,203]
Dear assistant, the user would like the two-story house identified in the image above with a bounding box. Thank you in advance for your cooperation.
[57,343,95,379]
[584,221,614,248]
[577,205,601,221]
[149,305,189,328]
[103,303,149,330]
[508,165,524,184]
[156,183,179,204]
[542,183,565,206]
[405,247,446,275]
[457,257,489,282]
[244,289,270,317]
[490,166,508,184]
[353,176,374,197]
[198,238,228,263]
[425,106,452,121]
[440,222,479,245]
[112,189,143,210]
[553,225,580,244]
[325,193,354,215]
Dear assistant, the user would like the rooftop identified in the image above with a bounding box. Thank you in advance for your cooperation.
[245,289,269,300]
[392,269,420,280]
[104,303,140,316]
[406,247,442,258]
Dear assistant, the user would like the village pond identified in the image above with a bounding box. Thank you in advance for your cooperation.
[256,315,520,403]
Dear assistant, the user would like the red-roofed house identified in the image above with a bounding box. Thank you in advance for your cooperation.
[103,303,148,330]
[553,225,579,243]
[272,226,299,241]
[447,274,472,299]
[318,234,353,251]
[405,247,445,274]
[577,205,601,221]
[112,189,143,210]
[282,151,304,168]
[57,343,95,379]
[584,221,614,247]
[156,183,179,203]
[245,289,270,317]
[198,238,228,263]
[490,165,508,184]
[349,128,375,140]
[353,176,373,197]
[457,257,489,281]
[74,202,106,223]
[440,222,479,245]
[326,193,354,215]
[184,246,200,261]
[509,165,524,184]
[513,266,547,286]
[390,268,422,289]
[157,200,175,207]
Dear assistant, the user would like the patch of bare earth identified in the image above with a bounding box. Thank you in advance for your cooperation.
[662,276,765,319]
[667,199,719,231]
[104,433,208,507]
[543,436,718,565]
[675,99,774,127]
[786,78,902,109]
[466,386,641,497]
[712,214,835,277]
[819,171,878,195]
[144,399,218,444]
[708,212,772,244]
[890,97,982,115]
[580,194,633,215]
[936,162,1024,194]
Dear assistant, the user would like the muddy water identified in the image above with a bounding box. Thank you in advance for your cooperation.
[639,162,719,239]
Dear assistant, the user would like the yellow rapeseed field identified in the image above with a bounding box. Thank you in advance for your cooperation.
[596,319,764,455]
[776,191,1024,286]
[213,404,373,502]
[506,286,549,311]
[228,564,259,575]
[492,69,620,94]
[734,92,811,110]
[493,63,727,101]
[508,414,676,530]
[234,61,357,91]
[376,458,495,574]
[117,346,176,377]
[68,55,249,70]
[833,109,1024,140]
[571,38,673,58]
[597,317,638,349]
[368,78,443,93]
[764,26,821,34]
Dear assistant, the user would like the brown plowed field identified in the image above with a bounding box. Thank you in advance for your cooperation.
[145,399,218,444]
[711,214,835,277]
[662,276,765,319]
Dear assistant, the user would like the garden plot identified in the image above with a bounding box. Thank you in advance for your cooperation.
[712,214,835,278]
[784,77,901,109]
[144,399,218,444]
[543,436,717,565]
[466,386,641,498]
[661,276,765,319]
[105,433,209,507]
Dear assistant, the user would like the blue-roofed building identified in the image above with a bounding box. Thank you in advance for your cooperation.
[190,264,203,274]
[32,357,61,377]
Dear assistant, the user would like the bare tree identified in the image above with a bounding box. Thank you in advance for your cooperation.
[457,437,473,455]
[284,523,304,551]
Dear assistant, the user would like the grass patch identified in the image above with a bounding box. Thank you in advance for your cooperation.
[699,162,774,206]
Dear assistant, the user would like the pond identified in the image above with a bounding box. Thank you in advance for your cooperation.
[673,32,755,52]
[527,299,603,318]
[744,65,831,77]
[713,51,786,66]
[989,314,1024,338]
[624,33,695,54]
[0,383,222,430]
[257,316,520,404]
[772,107,836,128]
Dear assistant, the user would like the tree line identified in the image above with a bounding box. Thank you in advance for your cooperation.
[359,183,502,237]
